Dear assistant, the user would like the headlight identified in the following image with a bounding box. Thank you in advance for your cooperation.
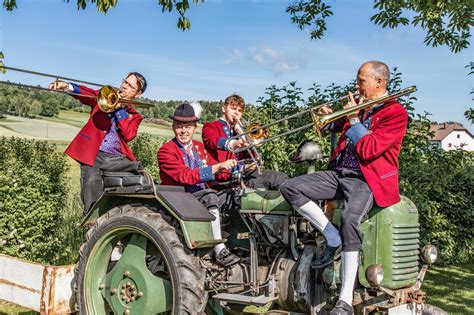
[421,245,438,265]
[365,264,384,287]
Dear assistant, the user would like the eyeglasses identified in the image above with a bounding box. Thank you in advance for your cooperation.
[121,79,139,91]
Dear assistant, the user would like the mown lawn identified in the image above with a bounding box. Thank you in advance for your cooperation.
[424,262,474,314]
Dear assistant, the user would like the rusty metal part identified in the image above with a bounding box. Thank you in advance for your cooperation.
[0,254,74,314]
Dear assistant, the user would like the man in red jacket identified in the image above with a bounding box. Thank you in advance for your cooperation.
[202,94,288,190]
[158,103,240,267]
[280,61,408,315]
[49,72,147,214]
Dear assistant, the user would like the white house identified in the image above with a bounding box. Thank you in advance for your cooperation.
[429,123,474,151]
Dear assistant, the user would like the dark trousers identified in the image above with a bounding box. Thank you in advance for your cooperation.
[80,151,118,214]
[244,169,288,190]
[280,169,373,251]
[192,188,236,212]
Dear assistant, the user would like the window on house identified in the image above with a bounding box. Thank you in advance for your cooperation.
[457,134,460,139]
[448,143,452,148]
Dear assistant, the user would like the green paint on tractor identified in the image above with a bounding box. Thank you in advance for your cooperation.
[240,190,294,214]
[334,196,420,289]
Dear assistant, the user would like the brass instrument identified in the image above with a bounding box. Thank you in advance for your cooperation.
[235,118,264,174]
[231,86,417,154]
[0,65,154,113]
[246,122,269,142]
[97,85,154,113]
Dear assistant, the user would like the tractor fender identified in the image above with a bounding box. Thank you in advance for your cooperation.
[82,185,223,250]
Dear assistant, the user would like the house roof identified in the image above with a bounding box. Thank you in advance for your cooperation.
[429,123,473,141]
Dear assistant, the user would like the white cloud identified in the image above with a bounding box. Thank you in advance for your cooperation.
[224,48,243,64]
[223,45,309,76]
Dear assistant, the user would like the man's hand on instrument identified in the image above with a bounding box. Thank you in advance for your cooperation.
[219,159,238,171]
[318,105,333,115]
[48,80,69,91]
[345,92,364,120]
[229,138,249,151]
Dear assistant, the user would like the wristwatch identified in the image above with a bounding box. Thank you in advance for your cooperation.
[349,117,360,125]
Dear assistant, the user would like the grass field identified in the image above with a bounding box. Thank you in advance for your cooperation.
[0,110,200,141]
[424,263,474,314]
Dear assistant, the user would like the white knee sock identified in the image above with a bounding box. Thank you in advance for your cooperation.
[297,201,341,247]
[209,207,225,254]
[339,251,359,305]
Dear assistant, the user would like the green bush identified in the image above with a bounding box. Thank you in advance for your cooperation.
[129,133,167,181]
[0,137,74,264]
[399,114,474,264]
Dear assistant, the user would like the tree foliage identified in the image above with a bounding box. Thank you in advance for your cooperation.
[286,0,333,40]
[287,0,473,53]
[2,0,204,31]
[0,85,78,118]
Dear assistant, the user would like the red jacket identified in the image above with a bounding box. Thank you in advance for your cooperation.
[202,119,237,181]
[330,100,408,207]
[158,138,225,189]
[64,84,143,166]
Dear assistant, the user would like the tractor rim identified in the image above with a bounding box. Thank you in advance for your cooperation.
[83,226,173,315]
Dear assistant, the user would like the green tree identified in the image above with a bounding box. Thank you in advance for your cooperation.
[3,0,204,31]
[39,97,60,117]
[465,108,474,124]
[287,0,473,53]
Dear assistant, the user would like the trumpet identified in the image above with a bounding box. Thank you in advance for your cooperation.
[231,86,417,154]
[0,65,154,113]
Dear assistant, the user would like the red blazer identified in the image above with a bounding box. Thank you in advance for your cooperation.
[158,138,224,188]
[64,84,143,166]
[330,100,408,207]
[202,119,237,181]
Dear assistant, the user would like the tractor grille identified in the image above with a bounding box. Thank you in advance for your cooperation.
[391,224,420,282]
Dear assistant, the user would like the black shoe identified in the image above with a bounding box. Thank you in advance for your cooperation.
[311,245,341,269]
[216,248,240,267]
[329,300,353,315]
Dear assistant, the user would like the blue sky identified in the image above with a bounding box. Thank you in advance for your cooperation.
[0,0,472,129]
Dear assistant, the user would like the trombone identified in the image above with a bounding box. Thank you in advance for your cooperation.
[231,86,417,154]
[0,65,154,113]
[234,117,264,174]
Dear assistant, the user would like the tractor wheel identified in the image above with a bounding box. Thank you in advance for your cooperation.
[74,204,207,314]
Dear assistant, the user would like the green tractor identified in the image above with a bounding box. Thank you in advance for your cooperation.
[75,151,444,315]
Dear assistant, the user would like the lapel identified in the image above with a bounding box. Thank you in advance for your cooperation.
[219,119,234,139]
[173,139,205,168]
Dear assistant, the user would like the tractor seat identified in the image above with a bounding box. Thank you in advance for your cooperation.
[101,170,154,195]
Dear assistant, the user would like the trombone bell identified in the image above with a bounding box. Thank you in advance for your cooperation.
[97,85,121,113]
[246,122,269,141]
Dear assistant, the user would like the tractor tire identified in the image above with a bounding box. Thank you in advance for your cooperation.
[422,304,448,315]
[74,204,207,314]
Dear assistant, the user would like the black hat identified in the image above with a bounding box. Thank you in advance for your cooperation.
[169,103,202,123]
